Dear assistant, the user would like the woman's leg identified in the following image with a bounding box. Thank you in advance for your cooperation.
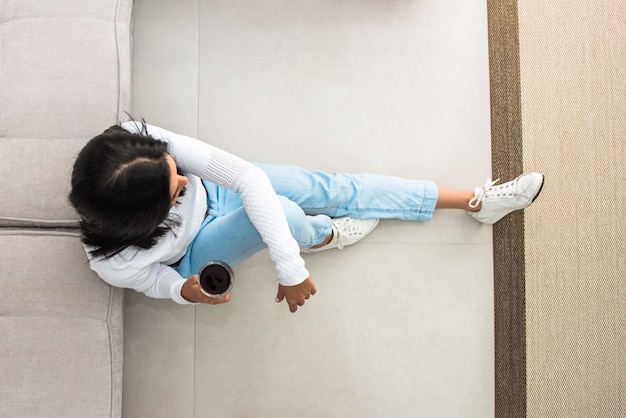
[174,191,331,278]
[255,163,440,222]
[435,186,480,211]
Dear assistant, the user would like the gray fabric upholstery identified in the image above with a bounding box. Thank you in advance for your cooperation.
[0,0,133,226]
[0,232,125,417]
[0,0,132,416]
[0,138,87,227]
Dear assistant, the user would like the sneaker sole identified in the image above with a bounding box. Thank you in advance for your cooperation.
[531,174,545,204]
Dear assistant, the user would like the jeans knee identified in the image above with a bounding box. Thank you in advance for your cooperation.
[280,197,332,248]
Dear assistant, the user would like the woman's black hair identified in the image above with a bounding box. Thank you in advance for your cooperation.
[69,122,181,259]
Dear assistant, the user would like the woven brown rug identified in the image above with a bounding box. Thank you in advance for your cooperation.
[487,1,526,416]
[489,2,626,416]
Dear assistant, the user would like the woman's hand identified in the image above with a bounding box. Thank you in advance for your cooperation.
[181,274,232,304]
[275,277,317,313]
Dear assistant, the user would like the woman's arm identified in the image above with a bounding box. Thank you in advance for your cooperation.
[122,122,310,287]
[89,256,193,304]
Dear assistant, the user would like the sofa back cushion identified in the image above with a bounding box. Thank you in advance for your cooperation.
[0,0,132,227]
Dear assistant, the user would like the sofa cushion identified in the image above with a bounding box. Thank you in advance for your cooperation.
[0,0,132,226]
[0,138,86,227]
[0,230,124,417]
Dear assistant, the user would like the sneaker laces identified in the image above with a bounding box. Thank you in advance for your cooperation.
[333,218,362,250]
[468,178,517,209]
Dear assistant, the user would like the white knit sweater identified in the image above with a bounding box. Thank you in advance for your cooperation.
[86,123,309,304]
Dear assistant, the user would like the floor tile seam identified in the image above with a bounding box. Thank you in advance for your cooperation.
[193,304,198,418]
[194,3,201,418]
[352,241,493,246]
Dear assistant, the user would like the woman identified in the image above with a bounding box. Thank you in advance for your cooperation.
[69,121,544,312]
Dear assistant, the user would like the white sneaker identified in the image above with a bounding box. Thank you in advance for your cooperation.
[302,217,379,252]
[467,173,544,225]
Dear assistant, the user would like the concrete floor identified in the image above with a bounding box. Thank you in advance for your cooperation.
[125,1,494,416]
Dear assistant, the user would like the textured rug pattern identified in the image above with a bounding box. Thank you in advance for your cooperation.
[518,1,626,416]
[487,1,526,416]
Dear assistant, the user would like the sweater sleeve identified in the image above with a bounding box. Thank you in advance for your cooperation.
[121,122,310,286]
[89,254,193,305]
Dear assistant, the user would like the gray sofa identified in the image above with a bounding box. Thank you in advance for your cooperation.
[0,1,132,416]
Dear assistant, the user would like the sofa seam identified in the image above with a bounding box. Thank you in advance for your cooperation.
[114,0,122,123]
[114,0,132,123]
[0,16,116,26]
[0,229,80,237]
[106,285,115,418]
[109,1,126,414]
[0,217,78,222]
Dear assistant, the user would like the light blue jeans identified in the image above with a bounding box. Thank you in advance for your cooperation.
[174,163,438,278]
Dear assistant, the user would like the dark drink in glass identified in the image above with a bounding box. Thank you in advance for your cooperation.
[198,261,234,298]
